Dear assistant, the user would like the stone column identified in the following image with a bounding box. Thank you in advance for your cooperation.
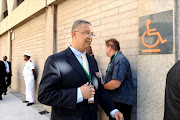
[7,0,17,14]
[43,5,57,112]
[137,0,175,120]
[7,30,12,61]
[44,5,57,59]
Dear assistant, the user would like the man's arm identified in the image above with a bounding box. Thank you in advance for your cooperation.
[1,62,7,79]
[9,62,12,76]
[3,62,8,77]
[104,79,121,90]
[105,58,129,91]
[98,82,123,120]
[98,79,116,114]
[38,55,77,109]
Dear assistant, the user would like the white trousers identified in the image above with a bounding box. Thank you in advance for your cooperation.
[24,75,34,103]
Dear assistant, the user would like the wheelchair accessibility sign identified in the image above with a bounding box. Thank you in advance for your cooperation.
[139,10,173,55]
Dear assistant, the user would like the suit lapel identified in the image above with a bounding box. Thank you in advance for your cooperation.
[86,54,100,90]
[8,62,11,73]
[66,47,89,83]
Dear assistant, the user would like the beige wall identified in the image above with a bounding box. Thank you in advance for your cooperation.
[0,32,8,60]
[137,0,175,120]
[56,0,138,119]
[11,11,46,102]
[56,0,138,81]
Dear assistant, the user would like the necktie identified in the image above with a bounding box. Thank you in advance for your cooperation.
[4,62,8,73]
[82,54,94,103]
[81,54,89,75]
[4,62,7,68]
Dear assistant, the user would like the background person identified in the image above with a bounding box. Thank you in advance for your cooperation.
[104,38,134,120]
[38,20,123,120]
[0,60,7,100]
[86,46,94,58]
[3,56,12,95]
[23,53,36,106]
[164,60,180,120]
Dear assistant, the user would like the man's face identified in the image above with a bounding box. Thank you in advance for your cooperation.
[105,45,111,57]
[74,23,93,50]
[24,56,28,61]
[3,56,7,61]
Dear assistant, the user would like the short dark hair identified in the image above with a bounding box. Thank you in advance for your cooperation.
[72,20,91,32]
[24,55,30,59]
[105,38,120,51]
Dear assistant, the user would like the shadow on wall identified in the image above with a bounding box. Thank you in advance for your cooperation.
[34,59,39,100]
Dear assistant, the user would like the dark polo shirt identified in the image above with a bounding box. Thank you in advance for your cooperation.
[105,51,134,105]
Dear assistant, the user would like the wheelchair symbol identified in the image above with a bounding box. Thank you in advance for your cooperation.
[142,19,167,53]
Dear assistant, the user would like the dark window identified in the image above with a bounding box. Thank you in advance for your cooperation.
[3,0,8,18]
[3,10,8,18]
[17,0,24,6]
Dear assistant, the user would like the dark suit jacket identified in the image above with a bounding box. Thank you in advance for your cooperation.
[7,61,12,76]
[0,61,7,85]
[164,60,180,120]
[38,47,115,120]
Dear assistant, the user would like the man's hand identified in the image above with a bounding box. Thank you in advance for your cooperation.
[80,82,95,99]
[113,111,124,120]
[5,77,8,80]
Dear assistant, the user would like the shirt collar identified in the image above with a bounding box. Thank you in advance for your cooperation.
[110,54,115,61]
[69,45,86,57]
[110,51,121,61]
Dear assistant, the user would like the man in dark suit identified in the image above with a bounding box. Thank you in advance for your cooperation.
[38,20,124,120]
[164,61,180,120]
[0,60,7,100]
[3,56,12,95]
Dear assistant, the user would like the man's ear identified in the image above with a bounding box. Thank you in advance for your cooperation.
[109,46,112,51]
[72,31,76,38]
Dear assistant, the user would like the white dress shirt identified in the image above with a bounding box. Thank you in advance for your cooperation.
[4,61,10,73]
[69,46,118,118]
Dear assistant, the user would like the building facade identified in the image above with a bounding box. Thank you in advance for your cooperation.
[0,0,178,120]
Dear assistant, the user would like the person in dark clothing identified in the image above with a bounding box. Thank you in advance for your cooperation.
[3,56,12,95]
[164,60,180,120]
[0,60,7,100]
[104,39,134,120]
[86,46,94,58]
[38,20,123,120]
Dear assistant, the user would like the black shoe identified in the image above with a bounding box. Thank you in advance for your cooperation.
[27,103,34,106]
[4,93,6,95]
[23,101,29,103]
[0,97,2,100]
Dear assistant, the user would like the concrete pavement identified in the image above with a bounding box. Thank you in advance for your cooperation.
[0,89,50,120]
